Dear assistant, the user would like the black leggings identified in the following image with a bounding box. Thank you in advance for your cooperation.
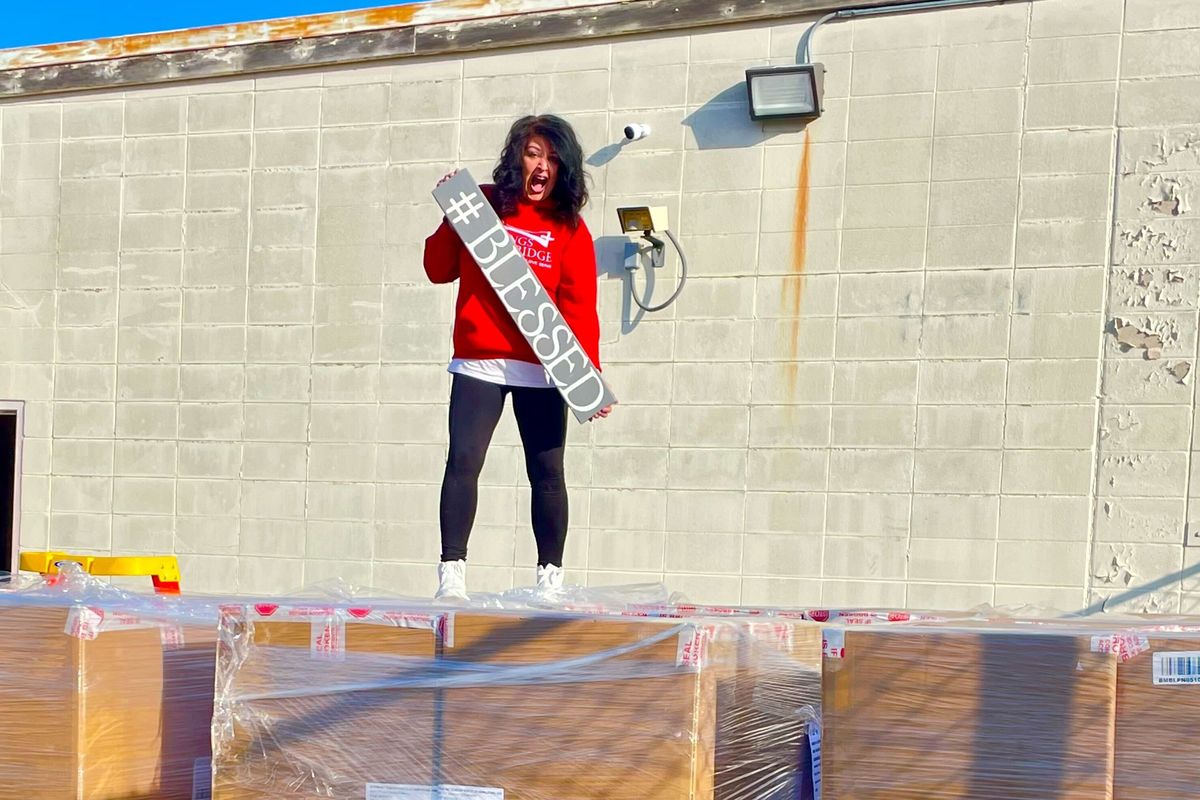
[440,373,569,567]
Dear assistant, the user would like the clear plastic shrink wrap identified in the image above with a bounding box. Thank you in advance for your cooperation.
[212,601,823,800]
[0,564,219,800]
[820,621,1121,800]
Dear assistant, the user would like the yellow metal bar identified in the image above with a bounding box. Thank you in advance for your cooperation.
[19,551,182,593]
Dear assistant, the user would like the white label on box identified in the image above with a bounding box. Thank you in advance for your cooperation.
[1152,651,1200,685]
[192,757,212,800]
[66,606,104,640]
[1090,633,1150,662]
[161,624,187,651]
[311,618,345,661]
[366,783,503,800]
[822,628,845,659]
[676,626,714,669]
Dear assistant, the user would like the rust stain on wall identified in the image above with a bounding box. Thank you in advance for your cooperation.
[785,129,812,391]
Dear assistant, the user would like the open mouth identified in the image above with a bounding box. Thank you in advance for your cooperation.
[529,174,549,195]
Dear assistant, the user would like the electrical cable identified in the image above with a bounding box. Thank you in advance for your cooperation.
[629,229,688,313]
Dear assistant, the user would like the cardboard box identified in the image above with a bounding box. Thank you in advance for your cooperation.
[1112,632,1200,800]
[215,604,816,800]
[822,625,1117,800]
[212,604,440,800]
[0,603,216,800]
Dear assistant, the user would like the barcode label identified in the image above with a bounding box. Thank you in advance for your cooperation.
[1152,651,1200,685]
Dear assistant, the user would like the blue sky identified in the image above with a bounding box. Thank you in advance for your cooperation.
[1,2,419,50]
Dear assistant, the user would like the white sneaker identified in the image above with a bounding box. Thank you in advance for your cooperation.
[435,559,468,601]
[536,563,564,593]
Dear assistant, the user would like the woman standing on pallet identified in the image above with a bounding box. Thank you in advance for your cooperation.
[424,114,610,601]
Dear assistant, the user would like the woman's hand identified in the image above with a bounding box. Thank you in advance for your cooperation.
[589,405,613,422]
[436,169,459,188]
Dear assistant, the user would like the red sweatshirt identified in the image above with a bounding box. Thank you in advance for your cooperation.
[423,185,601,369]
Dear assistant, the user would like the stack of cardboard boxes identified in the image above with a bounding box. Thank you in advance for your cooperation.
[5,582,1200,800]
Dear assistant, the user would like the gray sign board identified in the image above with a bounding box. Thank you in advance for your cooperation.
[431,169,616,423]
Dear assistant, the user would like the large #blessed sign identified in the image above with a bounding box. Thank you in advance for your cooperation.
[432,170,616,423]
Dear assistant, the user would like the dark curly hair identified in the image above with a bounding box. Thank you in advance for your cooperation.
[492,115,589,228]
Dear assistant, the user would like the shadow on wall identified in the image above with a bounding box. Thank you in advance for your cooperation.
[594,235,657,335]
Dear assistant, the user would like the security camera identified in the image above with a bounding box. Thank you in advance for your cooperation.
[623,123,651,141]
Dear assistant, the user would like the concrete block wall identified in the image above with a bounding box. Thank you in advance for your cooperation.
[2,0,1199,610]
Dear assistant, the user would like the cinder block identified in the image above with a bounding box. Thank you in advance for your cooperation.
[54,364,115,401]
[390,79,462,122]
[1026,82,1117,130]
[308,481,376,522]
[322,83,390,126]
[389,121,458,163]
[1021,174,1112,221]
[995,540,1087,586]
[1,142,60,181]
[744,491,825,534]
[176,478,239,517]
[588,488,665,532]
[935,88,1023,136]
[835,317,922,360]
[823,535,908,580]
[909,538,996,582]
[1125,0,1200,31]
[920,314,1010,359]
[911,494,999,539]
[187,133,251,172]
[670,405,750,448]
[763,141,846,190]
[183,325,247,363]
[51,439,115,477]
[112,476,175,515]
[664,531,743,574]
[188,93,252,132]
[926,223,1014,269]
[114,402,178,439]
[1014,266,1105,314]
[833,361,920,404]
[179,402,243,440]
[668,448,747,491]
[180,365,244,403]
[840,227,927,272]
[1094,497,1184,544]
[1016,219,1109,266]
[665,490,743,534]
[1097,451,1188,498]
[114,440,176,477]
[1121,30,1200,80]
[929,178,1018,226]
[1001,449,1093,494]
[828,449,914,493]
[752,362,834,405]
[241,480,306,520]
[999,495,1090,541]
[124,135,186,175]
[924,269,1012,315]
[1120,75,1200,127]
[588,446,667,489]
[832,406,917,448]
[178,440,242,478]
[838,272,923,316]
[242,442,307,481]
[309,442,377,482]
[672,362,751,405]
[124,96,185,135]
[1008,314,1102,359]
[843,183,929,229]
[1031,0,1123,37]
[848,94,935,140]
[749,405,830,448]
[938,41,1026,90]
[316,285,383,324]
[932,133,1021,181]
[747,449,828,492]
[1029,35,1121,84]
[851,47,938,95]
[914,449,1002,494]
[1006,404,1098,449]
[2,104,61,143]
